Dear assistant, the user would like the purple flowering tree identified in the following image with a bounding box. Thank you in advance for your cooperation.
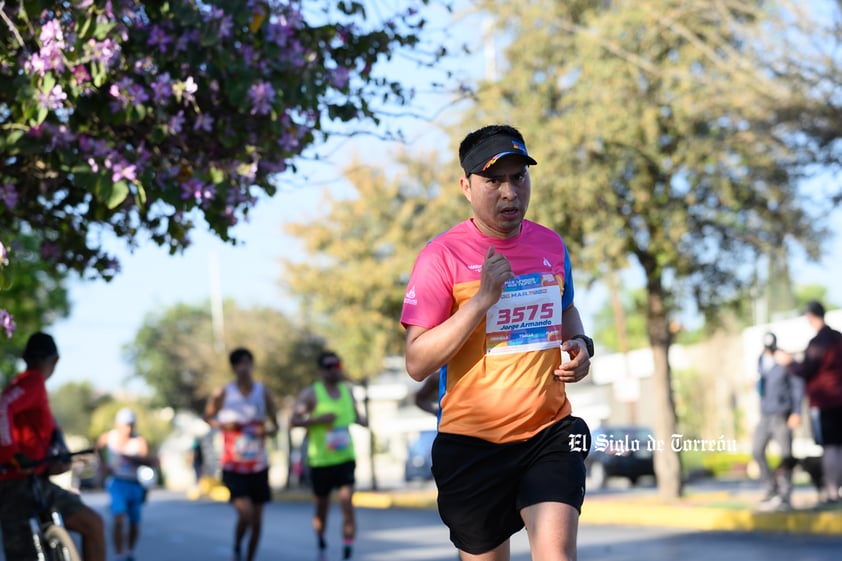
[0,0,433,280]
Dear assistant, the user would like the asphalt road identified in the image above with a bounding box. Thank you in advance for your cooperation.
[4,489,842,561]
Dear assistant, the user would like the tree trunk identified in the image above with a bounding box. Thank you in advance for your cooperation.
[646,282,683,500]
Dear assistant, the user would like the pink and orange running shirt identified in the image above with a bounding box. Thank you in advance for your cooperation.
[401,219,575,444]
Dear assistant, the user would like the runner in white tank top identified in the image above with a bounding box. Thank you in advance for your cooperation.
[203,348,279,561]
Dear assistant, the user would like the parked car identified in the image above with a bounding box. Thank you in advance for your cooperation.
[585,425,655,489]
[404,430,436,482]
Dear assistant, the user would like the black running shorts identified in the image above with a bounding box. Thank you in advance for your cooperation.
[310,460,356,498]
[222,468,271,503]
[432,415,590,555]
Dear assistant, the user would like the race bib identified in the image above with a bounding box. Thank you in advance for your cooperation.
[326,427,351,451]
[486,273,562,355]
[233,432,262,462]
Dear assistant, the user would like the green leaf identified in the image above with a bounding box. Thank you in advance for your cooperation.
[0,269,12,291]
[96,180,130,209]
[93,20,114,40]
[134,184,147,207]
[35,107,48,125]
[78,14,93,39]
[92,62,106,88]
[108,181,130,209]
[2,130,24,151]
[208,167,225,184]
[150,126,166,144]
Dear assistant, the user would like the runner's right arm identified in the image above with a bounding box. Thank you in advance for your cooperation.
[405,246,513,381]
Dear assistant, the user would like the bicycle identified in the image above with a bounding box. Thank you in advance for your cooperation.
[1,448,95,561]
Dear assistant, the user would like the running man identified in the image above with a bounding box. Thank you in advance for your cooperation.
[96,407,154,561]
[290,351,368,560]
[204,348,279,561]
[401,124,593,561]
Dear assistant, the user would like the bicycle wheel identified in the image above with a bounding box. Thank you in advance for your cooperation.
[42,525,82,561]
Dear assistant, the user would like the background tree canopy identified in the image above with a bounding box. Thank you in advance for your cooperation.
[0,0,436,280]
[124,299,325,412]
[282,150,466,377]
[0,231,70,382]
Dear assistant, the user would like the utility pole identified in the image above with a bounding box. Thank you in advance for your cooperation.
[209,250,225,354]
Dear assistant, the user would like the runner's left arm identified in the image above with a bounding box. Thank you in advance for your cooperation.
[263,387,280,437]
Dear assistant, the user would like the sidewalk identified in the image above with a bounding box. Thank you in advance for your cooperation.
[189,478,842,536]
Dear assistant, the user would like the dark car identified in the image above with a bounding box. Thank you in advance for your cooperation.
[585,425,655,489]
[404,430,436,482]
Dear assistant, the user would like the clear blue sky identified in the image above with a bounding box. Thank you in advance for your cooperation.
[45,2,842,394]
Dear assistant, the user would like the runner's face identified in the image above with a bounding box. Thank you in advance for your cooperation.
[232,357,253,379]
[319,358,342,383]
[460,158,531,239]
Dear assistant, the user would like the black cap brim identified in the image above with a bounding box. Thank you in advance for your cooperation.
[461,134,537,175]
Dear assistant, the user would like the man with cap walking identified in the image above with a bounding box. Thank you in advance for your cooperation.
[752,332,803,511]
[776,301,842,505]
[401,124,593,561]
[97,407,153,561]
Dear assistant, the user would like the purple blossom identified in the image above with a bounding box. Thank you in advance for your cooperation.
[0,183,17,210]
[248,81,275,115]
[265,22,292,47]
[181,178,215,204]
[277,131,299,153]
[40,242,61,262]
[0,309,15,338]
[147,25,173,53]
[203,7,225,23]
[150,73,173,103]
[127,82,150,104]
[109,78,148,109]
[28,124,44,138]
[278,8,304,30]
[219,16,234,39]
[79,135,110,158]
[24,53,49,76]
[47,124,76,149]
[71,65,91,85]
[25,39,65,76]
[330,66,350,89]
[176,30,201,52]
[169,111,185,134]
[239,45,257,66]
[259,160,287,174]
[194,113,214,132]
[41,44,65,72]
[286,40,306,68]
[40,20,65,46]
[85,38,120,69]
[37,85,67,111]
[109,83,127,108]
[87,157,99,173]
[107,158,137,183]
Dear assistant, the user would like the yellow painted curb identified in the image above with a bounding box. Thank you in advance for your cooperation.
[209,485,231,502]
[353,492,392,509]
[581,501,842,535]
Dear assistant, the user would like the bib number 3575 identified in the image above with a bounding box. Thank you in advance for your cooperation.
[496,302,554,325]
